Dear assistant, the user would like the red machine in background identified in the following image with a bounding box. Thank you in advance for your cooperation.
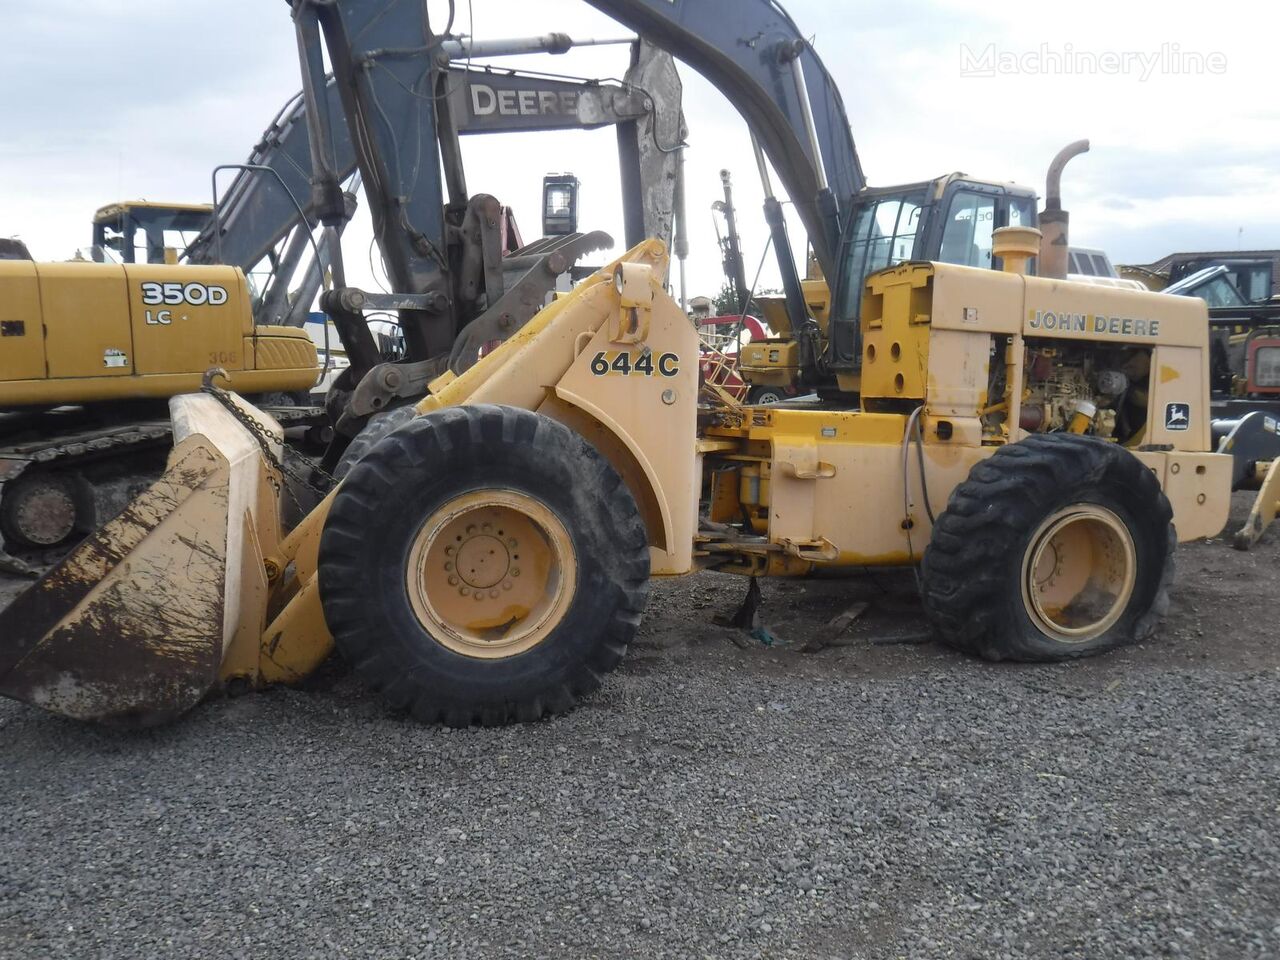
[697,314,769,403]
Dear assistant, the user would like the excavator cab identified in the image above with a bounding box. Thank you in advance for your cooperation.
[90,202,213,265]
[826,176,1038,381]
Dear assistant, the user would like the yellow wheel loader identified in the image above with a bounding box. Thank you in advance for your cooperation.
[3,231,1279,727]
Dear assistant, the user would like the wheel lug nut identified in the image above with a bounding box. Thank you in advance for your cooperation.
[512,568,520,577]
[444,562,453,571]
[473,592,484,602]
[489,589,499,599]
[502,581,512,591]
[507,538,518,548]
[448,575,458,586]
[445,546,455,556]
[460,587,470,597]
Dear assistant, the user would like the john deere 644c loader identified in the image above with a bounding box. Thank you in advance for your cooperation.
[3,0,1280,727]
[2,228,1279,726]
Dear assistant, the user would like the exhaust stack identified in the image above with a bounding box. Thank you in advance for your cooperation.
[1038,139,1090,280]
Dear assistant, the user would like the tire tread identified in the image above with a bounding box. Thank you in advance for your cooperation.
[921,434,1174,662]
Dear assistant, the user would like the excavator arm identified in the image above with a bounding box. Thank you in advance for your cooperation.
[182,87,344,287]
[183,5,684,380]
[582,0,863,279]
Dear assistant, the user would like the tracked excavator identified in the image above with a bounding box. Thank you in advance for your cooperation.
[3,0,1279,730]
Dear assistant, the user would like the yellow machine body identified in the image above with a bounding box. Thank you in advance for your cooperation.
[738,338,800,388]
[740,277,830,390]
[0,260,318,407]
[701,260,1230,575]
[0,241,1261,725]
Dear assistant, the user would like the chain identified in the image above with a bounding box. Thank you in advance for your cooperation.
[200,386,338,516]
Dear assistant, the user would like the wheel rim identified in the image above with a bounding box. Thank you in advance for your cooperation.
[1020,504,1137,642]
[12,482,77,546]
[405,490,577,659]
[755,390,782,404]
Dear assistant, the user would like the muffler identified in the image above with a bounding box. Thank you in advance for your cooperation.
[1038,139,1090,280]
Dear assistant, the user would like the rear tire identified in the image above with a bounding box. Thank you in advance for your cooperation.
[318,404,650,726]
[921,434,1174,661]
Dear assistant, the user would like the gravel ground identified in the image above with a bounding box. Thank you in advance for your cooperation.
[1,492,1278,959]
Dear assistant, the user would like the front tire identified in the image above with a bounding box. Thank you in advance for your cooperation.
[318,404,650,726]
[332,403,417,480]
[921,434,1175,661]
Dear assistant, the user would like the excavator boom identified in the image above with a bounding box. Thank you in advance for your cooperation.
[582,0,864,277]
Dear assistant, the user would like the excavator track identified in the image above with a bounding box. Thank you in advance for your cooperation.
[0,405,324,562]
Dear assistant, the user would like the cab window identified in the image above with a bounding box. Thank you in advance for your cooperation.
[1009,197,1036,228]
[1234,265,1272,302]
[939,190,996,268]
[835,192,924,320]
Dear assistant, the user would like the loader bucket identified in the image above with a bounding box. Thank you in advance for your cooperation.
[0,394,278,725]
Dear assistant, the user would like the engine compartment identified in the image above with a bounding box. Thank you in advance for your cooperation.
[985,338,1153,444]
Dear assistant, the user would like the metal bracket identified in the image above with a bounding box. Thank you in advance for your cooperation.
[781,460,836,480]
[1233,456,1280,550]
[775,442,837,480]
[333,288,448,313]
[780,537,839,562]
[611,262,654,344]
[449,230,613,373]
[347,356,449,419]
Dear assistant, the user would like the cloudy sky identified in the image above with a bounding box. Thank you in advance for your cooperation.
[4,0,1278,302]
